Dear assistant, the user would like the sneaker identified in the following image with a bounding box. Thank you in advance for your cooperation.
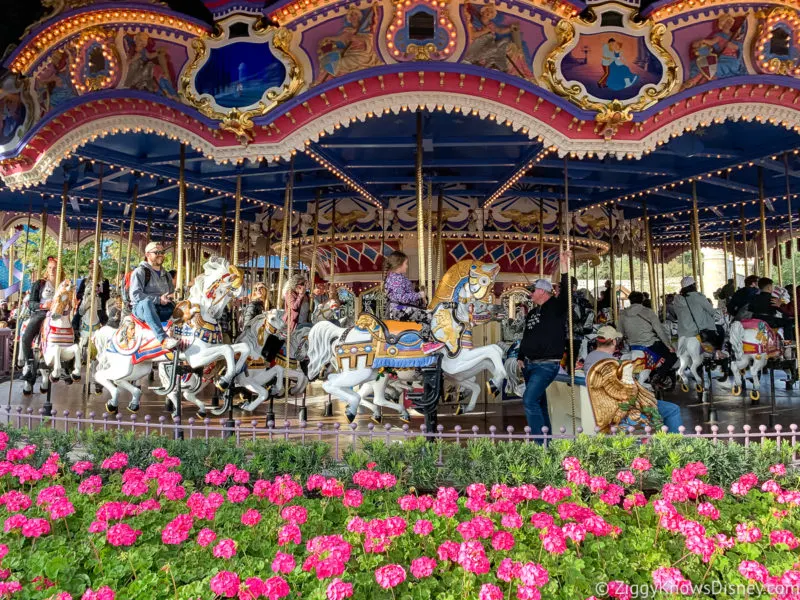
[422,342,444,354]
[161,338,179,350]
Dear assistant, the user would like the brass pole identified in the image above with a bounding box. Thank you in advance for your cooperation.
[741,204,749,276]
[36,206,47,280]
[628,222,635,291]
[276,158,294,308]
[777,236,784,286]
[609,212,618,325]
[265,209,273,309]
[55,181,68,289]
[220,207,227,261]
[309,192,320,312]
[124,184,138,278]
[644,202,657,314]
[759,166,770,276]
[232,175,242,268]
[538,198,544,278]
[660,242,667,322]
[730,227,738,285]
[330,197,336,291]
[691,182,700,287]
[592,261,598,315]
[72,220,80,289]
[435,190,443,288]
[564,157,576,435]
[83,166,103,397]
[784,152,800,374]
[427,181,433,297]
[381,206,387,291]
[114,217,125,287]
[175,145,187,300]
[416,112,425,288]
[723,233,729,283]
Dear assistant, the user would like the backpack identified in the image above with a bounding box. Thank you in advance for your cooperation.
[121,267,151,307]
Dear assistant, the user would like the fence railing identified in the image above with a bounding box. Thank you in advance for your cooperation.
[1,405,798,462]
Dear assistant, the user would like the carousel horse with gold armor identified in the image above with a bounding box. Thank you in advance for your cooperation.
[19,279,82,395]
[93,257,248,414]
[307,261,507,428]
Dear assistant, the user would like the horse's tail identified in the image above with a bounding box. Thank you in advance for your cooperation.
[307,321,345,380]
[729,320,745,361]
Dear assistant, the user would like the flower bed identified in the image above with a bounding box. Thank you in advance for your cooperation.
[0,428,798,599]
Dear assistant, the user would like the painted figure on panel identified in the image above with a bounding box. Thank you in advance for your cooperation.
[0,82,25,145]
[314,5,382,85]
[598,38,639,90]
[37,48,76,113]
[682,14,747,89]
[122,32,179,99]
[462,2,534,80]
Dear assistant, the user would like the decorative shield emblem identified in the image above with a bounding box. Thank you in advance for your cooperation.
[542,2,678,138]
[180,16,303,143]
[695,50,719,80]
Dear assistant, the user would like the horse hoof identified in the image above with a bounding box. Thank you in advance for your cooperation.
[695,385,704,393]
[49,375,58,383]
[454,404,463,416]
[732,385,742,396]
[106,402,118,414]
[197,411,207,419]
[71,375,81,382]
[371,414,383,425]
[39,387,47,394]
[22,388,32,397]
[94,384,103,394]
[750,390,760,403]
[680,383,689,393]
[399,413,411,424]
[345,411,356,424]
[126,403,140,413]
[63,378,73,386]
[215,380,230,392]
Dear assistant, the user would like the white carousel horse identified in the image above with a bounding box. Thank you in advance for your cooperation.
[170,309,289,416]
[94,257,248,413]
[675,308,728,394]
[307,261,507,421]
[728,319,783,402]
[19,280,82,395]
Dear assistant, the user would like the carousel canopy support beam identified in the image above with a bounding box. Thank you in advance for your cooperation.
[305,143,383,207]
[482,146,546,206]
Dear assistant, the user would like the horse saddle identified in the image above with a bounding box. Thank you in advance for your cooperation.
[629,345,665,372]
[739,319,781,357]
[348,313,437,369]
[107,316,173,364]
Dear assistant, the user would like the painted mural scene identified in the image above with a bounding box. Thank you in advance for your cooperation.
[1,0,800,597]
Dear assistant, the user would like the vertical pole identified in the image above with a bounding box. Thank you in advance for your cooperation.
[776,235,784,286]
[644,202,657,314]
[741,205,749,276]
[36,206,47,280]
[660,242,667,322]
[145,207,152,245]
[723,233,729,282]
[330,198,336,292]
[691,182,700,287]
[115,218,125,287]
[124,184,138,278]
[309,192,320,312]
[564,157,575,435]
[72,220,80,289]
[83,166,103,397]
[538,198,544,278]
[220,206,227,261]
[276,161,292,309]
[427,182,433,297]
[759,167,770,277]
[628,222,635,292]
[609,212,618,325]
[232,175,242,268]
[175,145,187,299]
[730,227,738,286]
[55,181,69,289]
[784,152,800,374]
[416,111,425,289]
[435,190,443,288]
[265,209,273,309]
[592,261,598,314]
[7,202,34,408]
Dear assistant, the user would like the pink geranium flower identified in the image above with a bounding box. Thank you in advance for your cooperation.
[81,586,115,600]
[209,571,240,598]
[197,528,216,547]
[272,552,296,574]
[106,523,141,547]
[326,579,353,600]
[241,509,261,527]
[375,564,406,589]
[100,453,128,471]
[410,557,437,578]
[213,538,237,559]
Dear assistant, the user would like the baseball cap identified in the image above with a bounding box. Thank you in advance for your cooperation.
[681,276,695,288]
[596,325,622,341]
[527,279,554,294]
[145,242,163,254]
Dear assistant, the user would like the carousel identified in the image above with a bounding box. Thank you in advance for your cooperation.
[1,0,800,436]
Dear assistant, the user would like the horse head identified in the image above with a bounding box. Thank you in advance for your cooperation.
[189,257,244,319]
[312,299,341,324]
[773,286,790,306]
[51,279,74,317]
[430,260,500,309]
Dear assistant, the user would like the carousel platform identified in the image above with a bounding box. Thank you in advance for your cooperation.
[1,371,797,441]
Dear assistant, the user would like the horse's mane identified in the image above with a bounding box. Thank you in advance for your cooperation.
[428,261,475,309]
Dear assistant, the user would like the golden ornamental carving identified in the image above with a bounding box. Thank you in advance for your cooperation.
[179,17,304,145]
[542,6,679,140]
[755,8,800,77]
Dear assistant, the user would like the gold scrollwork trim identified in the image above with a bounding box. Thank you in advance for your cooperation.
[542,13,679,138]
[755,8,800,77]
[179,18,304,144]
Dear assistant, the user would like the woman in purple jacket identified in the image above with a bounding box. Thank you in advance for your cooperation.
[384,252,442,353]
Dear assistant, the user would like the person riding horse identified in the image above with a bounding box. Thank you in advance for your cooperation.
[21,256,60,382]
[750,277,794,337]
[618,290,677,387]
[673,276,724,358]
[72,259,110,338]
[130,241,178,351]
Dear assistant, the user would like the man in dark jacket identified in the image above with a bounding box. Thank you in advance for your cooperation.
[726,275,759,320]
[750,277,792,331]
[516,251,570,440]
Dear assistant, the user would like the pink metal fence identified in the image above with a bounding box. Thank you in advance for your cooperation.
[2,406,798,463]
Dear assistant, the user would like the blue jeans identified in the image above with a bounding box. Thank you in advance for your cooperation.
[522,361,560,440]
[133,298,174,342]
[657,400,683,433]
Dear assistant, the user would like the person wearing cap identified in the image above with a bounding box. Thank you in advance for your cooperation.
[582,325,683,432]
[516,251,571,439]
[749,277,793,332]
[618,291,677,385]
[673,275,722,353]
[726,275,759,321]
[130,241,178,350]
[21,256,62,381]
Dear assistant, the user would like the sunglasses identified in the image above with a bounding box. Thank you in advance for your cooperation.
[149,250,165,256]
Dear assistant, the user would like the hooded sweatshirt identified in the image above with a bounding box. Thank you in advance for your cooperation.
[618,303,671,347]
